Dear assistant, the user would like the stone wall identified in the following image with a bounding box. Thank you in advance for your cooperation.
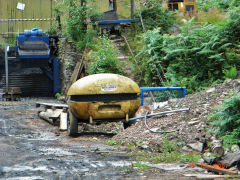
[58,38,81,94]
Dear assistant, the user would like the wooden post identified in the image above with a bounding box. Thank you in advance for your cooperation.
[113,0,117,11]
[131,0,135,19]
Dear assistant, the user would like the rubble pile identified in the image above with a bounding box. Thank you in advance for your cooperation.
[114,79,240,151]
[113,79,240,173]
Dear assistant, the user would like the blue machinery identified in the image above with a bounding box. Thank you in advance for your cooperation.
[140,87,186,106]
[92,0,139,33]
[4,28,59,97]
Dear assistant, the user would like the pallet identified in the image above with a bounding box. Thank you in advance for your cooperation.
[36,102,68,129]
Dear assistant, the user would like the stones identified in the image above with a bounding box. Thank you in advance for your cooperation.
[182,146,191,152]
[187,142,204,152]
[168,98,179,103]
[231,145,240,152]
[188,120,200,126]
[206,87,216,93]
[202,152,217,165]
[152,101,168,110]
[220,152,240,168]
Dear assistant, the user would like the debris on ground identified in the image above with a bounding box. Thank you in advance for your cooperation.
[113,79,240,174]
[114,79,240,145]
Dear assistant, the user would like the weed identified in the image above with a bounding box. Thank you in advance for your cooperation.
[223,66,237,80]
[210,93,240,147]
[88,36,124,75]
[132,163,150,170]
[129,137,201,163]
[195,8,226,24]
[105,139,117,146]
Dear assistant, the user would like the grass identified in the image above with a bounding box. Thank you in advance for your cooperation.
[105,139,117,146]
[129,137,201,164]
[195,8,227,24]
[131,163,150,170]
[136,151,201,164]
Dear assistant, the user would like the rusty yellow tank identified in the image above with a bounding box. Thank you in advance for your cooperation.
[67,73,141,133]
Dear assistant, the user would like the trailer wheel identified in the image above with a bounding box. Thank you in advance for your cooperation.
[67,110,78,136]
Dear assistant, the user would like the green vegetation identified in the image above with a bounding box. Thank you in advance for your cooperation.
[54,0,240,92]
[129,137,201,163]
[131,163,150,170]
[223,66,237,80]
[138,0,175,33]
[210,93,240,148]
[197,0,240,11]
[131,9,240,93]
[88,36,124,75]
[105,139,117,146]
[150,137,200,163]
[55,0,100,50]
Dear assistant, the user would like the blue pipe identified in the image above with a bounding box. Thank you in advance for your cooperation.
[97,18,139,25]
[140,87,186,106]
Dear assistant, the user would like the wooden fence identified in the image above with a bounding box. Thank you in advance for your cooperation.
[0,0,54,37]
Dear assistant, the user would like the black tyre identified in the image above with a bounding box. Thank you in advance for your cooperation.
[67,110,78,136]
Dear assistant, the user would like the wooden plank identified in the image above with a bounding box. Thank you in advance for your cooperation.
[197,163,238,175]
[36,102,68,109]
[50,109,63,118]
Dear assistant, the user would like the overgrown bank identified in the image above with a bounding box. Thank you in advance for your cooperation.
[128,8,240,93]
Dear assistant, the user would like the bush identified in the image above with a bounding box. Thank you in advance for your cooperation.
[88,36,124,75]
[197,0,240,11]
[54,0,98,50]
[223,66,237,80]
[134,10,240,92]
[139,0,175,33]
[210,93,240,147]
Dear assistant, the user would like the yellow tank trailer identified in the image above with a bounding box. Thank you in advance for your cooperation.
[67,73,141,136]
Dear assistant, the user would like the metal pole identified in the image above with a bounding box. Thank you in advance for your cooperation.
[129,108,190,121]
[4,43,8,93]
[131,0,135,19]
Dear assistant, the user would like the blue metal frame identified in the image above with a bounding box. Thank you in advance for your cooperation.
[8,28,60,96]
[140,87,186,106]
[97,18,139,25]
[17,28,49,46]
[40,57,59,94]
[17,28,50,59]
[52,57,59,94]
[18,55,51,59]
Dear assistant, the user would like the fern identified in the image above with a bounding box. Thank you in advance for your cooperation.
[223,66,237,80]
[211,93,240,147]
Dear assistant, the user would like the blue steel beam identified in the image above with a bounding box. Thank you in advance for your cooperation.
[140,87,186,106]
[97,18,139,25]
[5,43,8,92]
